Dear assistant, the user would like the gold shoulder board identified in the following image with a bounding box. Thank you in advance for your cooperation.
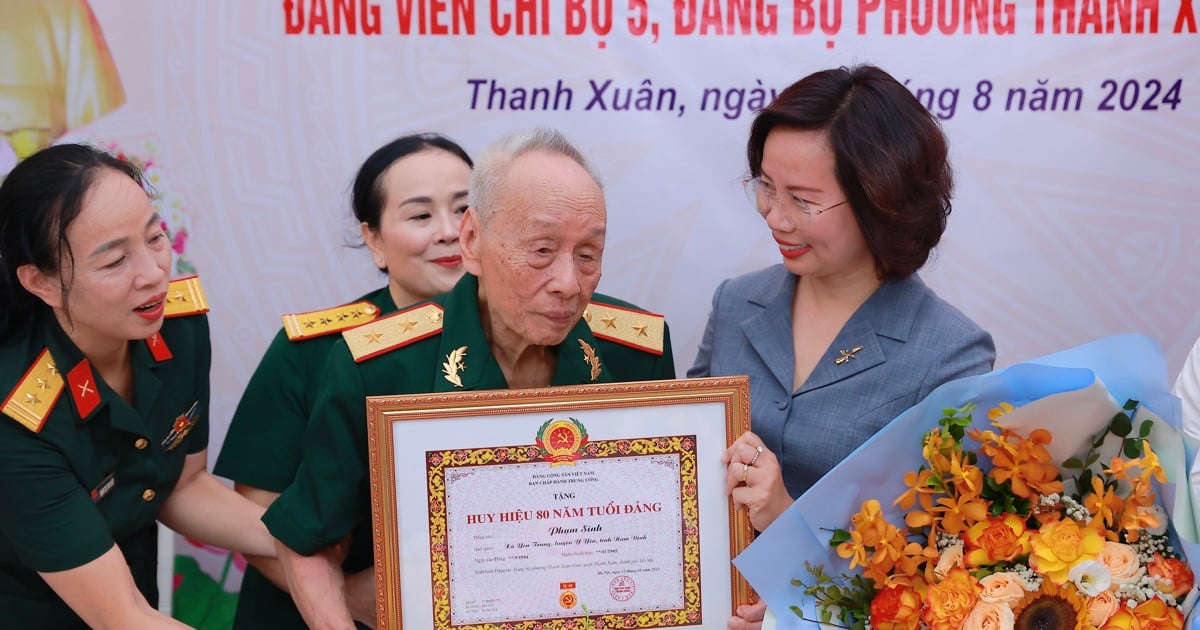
[584,302,665,356]
[2,348,66,432]
[164,276,210,318]
[343,303,444,363]
[283,300,381,341]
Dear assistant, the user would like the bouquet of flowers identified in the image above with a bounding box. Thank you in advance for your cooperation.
[734,335,1200,630]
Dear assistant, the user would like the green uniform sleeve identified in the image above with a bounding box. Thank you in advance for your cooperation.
[215,328,312,490]
[0,423,113,572]
[262,340,370,554]
[186,314,211,455]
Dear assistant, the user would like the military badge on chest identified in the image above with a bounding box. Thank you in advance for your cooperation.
[162,401,200,451]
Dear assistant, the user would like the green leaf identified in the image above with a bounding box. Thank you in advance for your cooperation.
[1110,412,1132,437]
[1084,453,1099,467]
[829,529,851,546]
[1124,399,1139,411]
[1079,470,1093,493]
[1063,457,1084,469]
[1123,440,1142,459]
[1139,420,1153,438]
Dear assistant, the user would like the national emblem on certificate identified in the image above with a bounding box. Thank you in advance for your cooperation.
[367,378,753,629]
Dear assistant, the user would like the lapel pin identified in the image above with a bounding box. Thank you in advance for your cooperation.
[835,345,865,365]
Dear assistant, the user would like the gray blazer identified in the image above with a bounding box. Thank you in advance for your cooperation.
[688,265,995,498]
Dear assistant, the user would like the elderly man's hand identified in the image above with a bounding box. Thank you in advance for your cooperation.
[728,600,767,630]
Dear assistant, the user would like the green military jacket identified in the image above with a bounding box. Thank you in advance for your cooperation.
[215,286,396,630]
[264,274,675,559]
[0,310,209,628]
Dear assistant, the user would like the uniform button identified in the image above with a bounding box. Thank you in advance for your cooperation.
[776,400,788,410]
[135,438,149,450]
[142,489,156,501]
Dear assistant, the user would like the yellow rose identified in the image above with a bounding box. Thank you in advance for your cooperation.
[1099,608,1138,630]
[978,572,1026,604]
[962,600,1014,630]
[1099,542,1145,588]
[1029,519,1105,584]
[1087,591,1120,628]
[923,567,979,630]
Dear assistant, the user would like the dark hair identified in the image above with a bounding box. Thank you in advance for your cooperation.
[351,133,473,231]
[747,64,953,279]
[0,144,145,339]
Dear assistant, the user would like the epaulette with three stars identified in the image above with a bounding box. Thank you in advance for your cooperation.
[163,276,210,318]
[2,349,66,433]
[343,302,444,363]
[282,301,381,342]
[2,349,107,432]
[584,302,665,356]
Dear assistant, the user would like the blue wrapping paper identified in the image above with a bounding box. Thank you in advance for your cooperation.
[733,334,1194,630]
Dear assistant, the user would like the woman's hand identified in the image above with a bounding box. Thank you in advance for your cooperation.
[722,431,793,532]
[727,600,766,630]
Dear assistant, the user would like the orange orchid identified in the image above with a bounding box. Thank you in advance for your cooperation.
[1137,442,1168,484]
[1085,476,1125,534]
[932,493,989,535]
[896,468,938,512]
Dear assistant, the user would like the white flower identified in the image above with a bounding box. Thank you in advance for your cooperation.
[1069,560,1113,597]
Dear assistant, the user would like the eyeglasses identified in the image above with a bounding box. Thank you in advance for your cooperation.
[742,177,849,226]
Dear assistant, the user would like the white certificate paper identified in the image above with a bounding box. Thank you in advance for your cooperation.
[443,450,687,624]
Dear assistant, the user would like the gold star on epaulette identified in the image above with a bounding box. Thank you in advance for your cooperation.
[583,302,666,356]
[283,301,381,341]
[163,276,210,318]
[2,348,66,432]
[343,303,445,363]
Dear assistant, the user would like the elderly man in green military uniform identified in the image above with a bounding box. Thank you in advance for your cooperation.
[262,127,675,628]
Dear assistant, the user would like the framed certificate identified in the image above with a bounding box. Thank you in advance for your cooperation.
[367,376,753,629]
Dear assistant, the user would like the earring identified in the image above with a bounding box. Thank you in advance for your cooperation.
[376,256,384,265]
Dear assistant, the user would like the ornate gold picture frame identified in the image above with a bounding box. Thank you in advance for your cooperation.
[367,376,753,629]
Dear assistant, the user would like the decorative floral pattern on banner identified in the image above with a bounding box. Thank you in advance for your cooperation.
[426,435,702,629]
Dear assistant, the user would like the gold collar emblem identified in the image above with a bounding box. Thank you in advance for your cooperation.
[442,346,468,388]
[578,340,602,382]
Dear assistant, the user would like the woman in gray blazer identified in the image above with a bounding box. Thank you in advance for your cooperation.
[689,64,995,630]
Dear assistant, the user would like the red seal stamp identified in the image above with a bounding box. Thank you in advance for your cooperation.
[559,590,578,609]
[609,575,636,602]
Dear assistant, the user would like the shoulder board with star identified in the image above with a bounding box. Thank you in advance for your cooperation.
[343,302,444,363]
[163,276,210,318]
[282,300,381,342]
[584,302,665,356]
[2,348,66,433]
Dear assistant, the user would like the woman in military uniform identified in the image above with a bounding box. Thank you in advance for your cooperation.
[0,144,277,628]
[214,133,473,628]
